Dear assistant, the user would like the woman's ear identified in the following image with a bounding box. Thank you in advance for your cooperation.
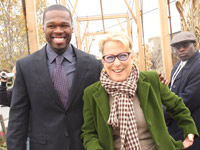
[101,58,105,66]
[130,52,134,61]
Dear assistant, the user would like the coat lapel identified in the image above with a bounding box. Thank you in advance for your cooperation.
[33,46,64,109]
[66,47,89,110]
[93,86,110,124]
[93,83,114,141]
[137,73,150,115]
[175,62,184,81]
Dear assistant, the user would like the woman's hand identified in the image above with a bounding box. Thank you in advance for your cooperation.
[183,134,194,149]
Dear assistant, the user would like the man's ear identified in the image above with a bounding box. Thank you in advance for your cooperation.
[193,42,197,48]
[42,26,45,33]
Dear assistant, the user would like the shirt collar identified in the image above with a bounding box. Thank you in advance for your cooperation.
[46,44,74,63]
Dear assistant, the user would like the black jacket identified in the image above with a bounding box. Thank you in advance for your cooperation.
[7,44,103,150]
[165,51,200,149]
[0,81,12,106]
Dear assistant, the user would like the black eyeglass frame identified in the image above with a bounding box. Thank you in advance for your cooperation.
[102,52,131,63]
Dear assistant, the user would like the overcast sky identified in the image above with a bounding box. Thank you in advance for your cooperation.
[47,0,181,56]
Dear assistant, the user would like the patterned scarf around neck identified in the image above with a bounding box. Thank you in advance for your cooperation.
[100,63,141,150]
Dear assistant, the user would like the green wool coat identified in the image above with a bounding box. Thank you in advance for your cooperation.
[81,71,198,150]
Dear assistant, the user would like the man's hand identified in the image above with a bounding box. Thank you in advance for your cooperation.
[158,71,168,86]
[1,78,7,83]
[183,134,194,149]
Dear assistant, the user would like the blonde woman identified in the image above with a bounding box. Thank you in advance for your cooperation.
[81,32,198,150]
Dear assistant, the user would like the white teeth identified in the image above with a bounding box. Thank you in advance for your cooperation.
[113,69,123,73]
[54,38,64,42]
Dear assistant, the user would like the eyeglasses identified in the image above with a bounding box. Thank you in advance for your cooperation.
[102,52,131,63]
[174,42,192,49]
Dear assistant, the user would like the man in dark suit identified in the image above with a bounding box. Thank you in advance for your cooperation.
[6,5,102,150]
[164,32,200,149]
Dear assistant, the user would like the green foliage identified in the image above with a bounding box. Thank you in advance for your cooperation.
[0,143,7,150]
[0,132,6,150]
[0,0,25,71]
[0,0,48,71]
[36,0,48,46]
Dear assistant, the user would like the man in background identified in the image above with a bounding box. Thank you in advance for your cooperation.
[164,31,200,149]
[6,5,102,150]
[0,74,12,106]
[0,67,15,106]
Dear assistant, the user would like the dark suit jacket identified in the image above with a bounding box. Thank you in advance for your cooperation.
[81,71,198,150]
[165,51,200,149]
[6,44,102,150]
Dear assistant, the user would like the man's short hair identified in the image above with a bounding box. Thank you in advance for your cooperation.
[170,31,196,47]
[43,4,73,24]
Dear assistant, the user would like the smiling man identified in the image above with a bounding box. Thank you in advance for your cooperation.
[164,31,200,150]
[43,7,73,55]
[6,5,102,150]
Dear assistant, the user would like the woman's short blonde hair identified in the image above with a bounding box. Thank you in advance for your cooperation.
[99,31,133,54]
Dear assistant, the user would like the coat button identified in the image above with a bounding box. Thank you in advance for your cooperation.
[157,142,160,147]
[64,132,69,136]
[172,85,176,89]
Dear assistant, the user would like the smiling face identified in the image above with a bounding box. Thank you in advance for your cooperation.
[102,41,134,82]
[43,10,73,54]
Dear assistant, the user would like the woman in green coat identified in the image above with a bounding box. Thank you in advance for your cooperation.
[81,31,198,150]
